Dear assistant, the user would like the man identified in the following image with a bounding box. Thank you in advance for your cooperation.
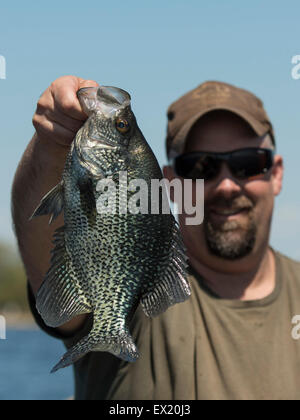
[12,77,300,400]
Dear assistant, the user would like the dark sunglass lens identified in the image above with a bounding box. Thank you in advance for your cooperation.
[175,154,220,180]
[230,149,273,178]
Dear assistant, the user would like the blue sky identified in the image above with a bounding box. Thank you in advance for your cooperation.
[0,0,300,259]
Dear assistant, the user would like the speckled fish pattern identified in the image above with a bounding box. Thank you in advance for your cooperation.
[31,86,190,372]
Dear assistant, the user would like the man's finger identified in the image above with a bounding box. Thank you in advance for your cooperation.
[51,76,99,121]
[78,78,99,88]
[33,112,79,147]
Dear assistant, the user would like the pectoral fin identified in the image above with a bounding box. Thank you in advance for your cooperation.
[30,181,64,224]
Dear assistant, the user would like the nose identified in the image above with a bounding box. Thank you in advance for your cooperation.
[209,162,242,199]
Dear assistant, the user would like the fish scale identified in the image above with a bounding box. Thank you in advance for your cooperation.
[30,85,191,372]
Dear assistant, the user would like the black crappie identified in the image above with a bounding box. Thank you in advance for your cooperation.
[31,86,190,372]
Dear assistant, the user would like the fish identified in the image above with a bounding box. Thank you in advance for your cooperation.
[31,85,191,372]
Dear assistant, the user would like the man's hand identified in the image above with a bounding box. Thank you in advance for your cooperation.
[33,76,99,147]
[12,76,99,335]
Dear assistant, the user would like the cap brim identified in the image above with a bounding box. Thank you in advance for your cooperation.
[170,106,269,158]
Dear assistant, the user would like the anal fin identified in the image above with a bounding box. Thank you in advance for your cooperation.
[36,225,91,328]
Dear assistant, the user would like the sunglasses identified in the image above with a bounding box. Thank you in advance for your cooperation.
[173,148,274,181]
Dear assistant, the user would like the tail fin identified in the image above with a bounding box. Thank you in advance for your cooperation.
[51,326,139,373]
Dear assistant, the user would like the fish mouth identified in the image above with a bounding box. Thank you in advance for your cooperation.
[97,86,131,106]
[77,86,131,117]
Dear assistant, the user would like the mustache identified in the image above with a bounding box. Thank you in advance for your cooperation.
[205,195,254,213]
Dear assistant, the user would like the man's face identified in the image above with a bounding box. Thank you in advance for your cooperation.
[164,110,283,265]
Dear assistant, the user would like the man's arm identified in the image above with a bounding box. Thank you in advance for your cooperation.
[11,76,99,334]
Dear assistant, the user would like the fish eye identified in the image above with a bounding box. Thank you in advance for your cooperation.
[116,118,130,134]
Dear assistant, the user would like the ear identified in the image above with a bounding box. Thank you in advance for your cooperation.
[272,155,284,196]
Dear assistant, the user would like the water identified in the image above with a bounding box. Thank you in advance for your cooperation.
[0,328,74,400]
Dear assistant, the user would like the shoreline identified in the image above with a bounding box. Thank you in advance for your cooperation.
[1,311,37,330]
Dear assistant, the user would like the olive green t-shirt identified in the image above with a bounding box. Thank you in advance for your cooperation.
[29,249,300,400]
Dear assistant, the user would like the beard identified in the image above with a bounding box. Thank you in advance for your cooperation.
[204,195,256,260]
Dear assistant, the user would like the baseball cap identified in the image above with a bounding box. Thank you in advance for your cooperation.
[166,81,275,159]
